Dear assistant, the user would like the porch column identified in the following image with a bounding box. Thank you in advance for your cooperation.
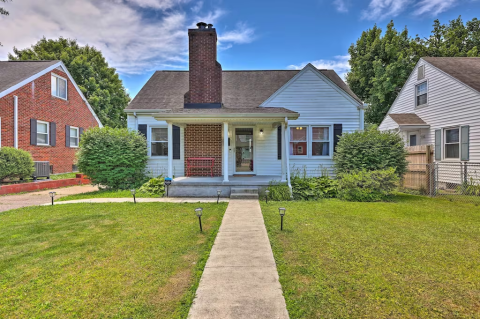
[281,124,286,182]
[284,119,292,191]
[223,122,229,182]
[167,122,173,178]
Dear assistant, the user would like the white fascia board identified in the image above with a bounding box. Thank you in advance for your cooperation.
[0,61,103,127]
[260,63,362,108]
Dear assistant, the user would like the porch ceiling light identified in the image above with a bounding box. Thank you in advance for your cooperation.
[260,129,264,135]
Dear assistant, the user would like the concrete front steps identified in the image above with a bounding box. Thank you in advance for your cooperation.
[230,187,259,199]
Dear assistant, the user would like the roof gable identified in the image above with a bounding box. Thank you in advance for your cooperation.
[0,60,102,127]
[260,63,362,107]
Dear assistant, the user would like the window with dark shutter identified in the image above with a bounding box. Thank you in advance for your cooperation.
[30,119,37,146]
[50,122,56,146]
[173,125,180,160]
[277,125,282,160]
[333,124,342,152]
[65,125,70,147]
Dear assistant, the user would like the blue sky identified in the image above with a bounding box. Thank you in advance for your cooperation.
[1,0,479,97]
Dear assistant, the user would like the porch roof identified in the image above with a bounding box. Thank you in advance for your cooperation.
[389,113,428,127]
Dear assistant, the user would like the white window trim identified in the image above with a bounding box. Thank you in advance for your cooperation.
[443,126,460,161]
[288,124,333,159]
[289,126,309,158]
[69,126,80,148]
[311,126,332,157]
[51,73,68,100]
[37,120,50,146]
[150,126,168,158]
[415,80,428,109]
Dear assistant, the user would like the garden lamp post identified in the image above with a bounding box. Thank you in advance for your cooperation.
[265,189,270,203]
[164,178,172,197]
[130,189,136,204]
[217,190,221,204]
[49,192,56,206]
[278,207,286,231]
[195,207,203,232]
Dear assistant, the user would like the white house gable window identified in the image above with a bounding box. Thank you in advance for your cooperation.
[51,74,67,99]
[416,82,427,107]
[37,121,49,145]
[312,127,330,156]
[70,127,79,147]
[290,127,307,156]
[445,128,460,159]
[151,127,168,156]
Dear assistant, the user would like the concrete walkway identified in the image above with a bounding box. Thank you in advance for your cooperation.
[188,199,289,319]
[0,185,98,212]
[46,198,229,205]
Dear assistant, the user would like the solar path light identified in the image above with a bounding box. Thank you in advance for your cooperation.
[278,207,286,230]
[164,177,172,197]
[130,189,136,204]
[49,191,56,206]
[265,189,270,203]
[217,190,222,204]
[195,207,203,232]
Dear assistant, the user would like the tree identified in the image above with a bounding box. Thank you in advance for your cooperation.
[1,0,11,46]
[9,38,130,127]
[347,17,480,125]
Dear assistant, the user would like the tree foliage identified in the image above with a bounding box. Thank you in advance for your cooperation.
[0,0,9,16]
[77,127,148,190]
[348,16,480,125]
[8,38,130,127]
[334,128,408,177]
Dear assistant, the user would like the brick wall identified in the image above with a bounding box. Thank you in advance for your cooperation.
[187,27,222,104]
[184,124,222,176]
[0,69,99,173]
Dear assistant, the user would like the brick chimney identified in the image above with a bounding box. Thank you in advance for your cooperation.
[186,22,222,107]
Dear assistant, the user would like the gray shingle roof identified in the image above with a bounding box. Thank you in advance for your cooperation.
[126,69,361,111]
[389,113,427,125]
[0,60,60,94]
[423,57,480,93]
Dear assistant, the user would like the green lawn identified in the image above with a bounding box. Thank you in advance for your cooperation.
[0,202,227,318]
[261,194,480,318]
[50,173,78,180]
[57,189,159,201]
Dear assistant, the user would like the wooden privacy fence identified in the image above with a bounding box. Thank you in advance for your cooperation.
[402,145,433,190]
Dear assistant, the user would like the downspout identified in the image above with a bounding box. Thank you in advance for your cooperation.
[359,103,367,131]
[284,117,292,197]
[14,96,18,149]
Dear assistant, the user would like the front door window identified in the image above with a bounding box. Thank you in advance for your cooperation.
[235,128,253,173]
[409,134,417,146]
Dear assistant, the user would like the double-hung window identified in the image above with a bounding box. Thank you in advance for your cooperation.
[444,128,460,159]
[51,74,67,99]
[289,127,307,156]
[151,127,168,156]
[312,127,330,156]
[37,121,49,145]
[416,82,427,107]
[70,127,79,147]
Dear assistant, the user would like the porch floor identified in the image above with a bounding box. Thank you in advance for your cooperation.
[173,175,284,186]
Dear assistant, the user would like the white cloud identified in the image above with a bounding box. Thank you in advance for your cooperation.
[361,0,459,20]
[287,55,351,80]
[361,0,411,20]
[333,0,349,13]
[218,23,256,44]
[0,0,255,74]
[414,0,458,15]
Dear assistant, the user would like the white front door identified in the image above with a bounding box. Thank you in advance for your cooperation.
[234,127,255,174]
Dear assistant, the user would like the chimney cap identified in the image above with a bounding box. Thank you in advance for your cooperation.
[196,22,208,29]
[207,23,213,29]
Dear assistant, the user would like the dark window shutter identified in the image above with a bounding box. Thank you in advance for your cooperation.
[30,119,37,146]
[277,125,282,160]
[435,129,441,161]
[138,124,148,139]
[173,125,180,160]
[50,122,56,146]
[333,124,343,152]
[79,128,84,142]
[65,125,70,147]
[461,125,469,161]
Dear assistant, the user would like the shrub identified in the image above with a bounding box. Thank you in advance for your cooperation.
[334,128,408,177]
[77,127,148,189]
[0,147,34,181]
[337,168,399,202]
[291,176,337,200]
[266,182,291,201]
[138,176,165,196]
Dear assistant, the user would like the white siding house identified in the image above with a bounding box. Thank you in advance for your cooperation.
[379,57,480,163]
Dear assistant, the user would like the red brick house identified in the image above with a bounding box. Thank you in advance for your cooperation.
[0,60,102,174]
